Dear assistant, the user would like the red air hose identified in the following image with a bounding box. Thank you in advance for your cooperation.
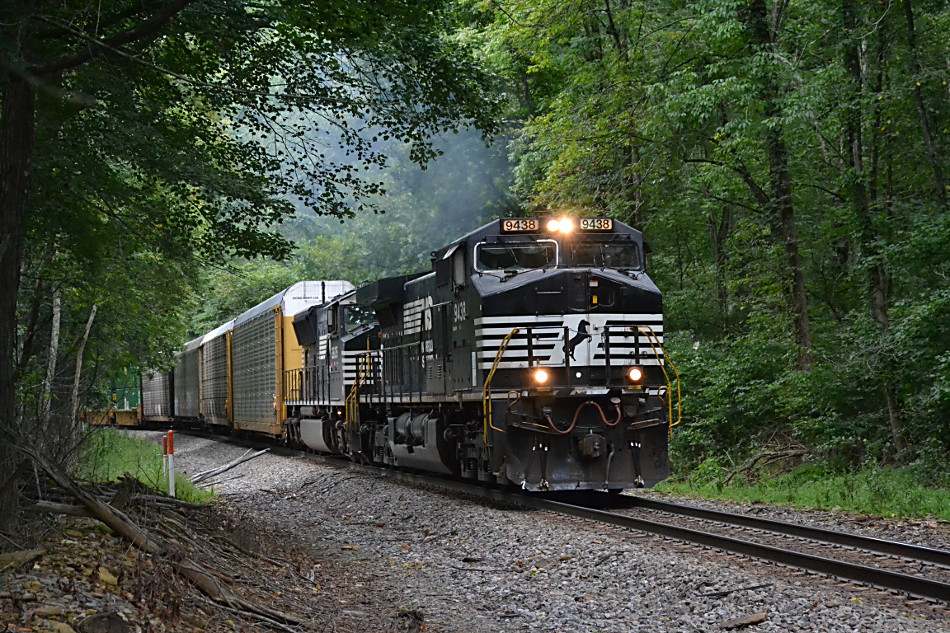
[545,400,622,435]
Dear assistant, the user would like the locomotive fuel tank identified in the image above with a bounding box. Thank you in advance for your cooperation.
[387,412,457,475]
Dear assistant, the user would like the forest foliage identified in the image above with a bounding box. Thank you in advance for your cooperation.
[0,0,499,520]
[2,0,947,496]
[461,0,949,482]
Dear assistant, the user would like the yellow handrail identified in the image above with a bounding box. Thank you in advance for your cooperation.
[637,325,681,437]
[482,327,521,445]
[345,346,373,431]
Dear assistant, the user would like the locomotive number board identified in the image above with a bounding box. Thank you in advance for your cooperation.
[579,218,613,231]
[501,218,540,232]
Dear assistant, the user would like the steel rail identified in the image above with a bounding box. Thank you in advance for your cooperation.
[349,468,950,603]
[620,497,950,568]
[172,431,950,603]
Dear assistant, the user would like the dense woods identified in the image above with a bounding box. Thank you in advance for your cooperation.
[1,0,947,516]
[464,0,949,482]
[0,0,497,523]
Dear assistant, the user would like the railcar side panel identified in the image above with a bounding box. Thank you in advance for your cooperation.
[231,281,356,436]
[141,371,173,422]
[200,324,232,427]
[173,337,202,420]
[232,309,278,434]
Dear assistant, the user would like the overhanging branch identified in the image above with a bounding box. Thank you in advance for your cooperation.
[30,0,196,76]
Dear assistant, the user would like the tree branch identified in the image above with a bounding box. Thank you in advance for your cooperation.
[17,444,302,627]
[29,500,92,517]
[34,2,167,41]
[30,0,196,76]
[31,14,368,110]
[686,186,759,213]
[684,157,770,207]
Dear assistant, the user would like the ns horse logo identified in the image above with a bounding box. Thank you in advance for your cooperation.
[563,319,592,362]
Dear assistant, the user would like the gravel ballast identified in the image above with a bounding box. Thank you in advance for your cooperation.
[145,431,949,632]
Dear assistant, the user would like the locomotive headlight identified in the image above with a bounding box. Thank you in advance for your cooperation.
[627,367,643,382]
[533,368,549,384]
[545,217,575,233]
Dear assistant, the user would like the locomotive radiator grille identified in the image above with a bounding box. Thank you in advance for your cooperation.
[475,313,663,371]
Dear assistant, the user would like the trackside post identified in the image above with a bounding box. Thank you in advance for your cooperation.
[167,430,176,498]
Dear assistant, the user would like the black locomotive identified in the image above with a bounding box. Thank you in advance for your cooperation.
[282,216,676,491]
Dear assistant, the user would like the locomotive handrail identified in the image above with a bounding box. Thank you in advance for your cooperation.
[482,327,521,445]
[345,347,373,431]
[378,339,424,352]
[377,339,425,403]
[637,325,681,436]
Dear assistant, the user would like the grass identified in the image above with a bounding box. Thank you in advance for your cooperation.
[657,464,950,521]
[79,428,215,504]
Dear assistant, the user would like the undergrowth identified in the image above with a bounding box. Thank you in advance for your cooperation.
[79,428,215,504]
[657,464,950,521]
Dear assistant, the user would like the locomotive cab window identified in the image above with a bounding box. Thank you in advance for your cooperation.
[344,305,374,332]
[451,246,467,287]
[475,240,557,271]
[570,239,641,270]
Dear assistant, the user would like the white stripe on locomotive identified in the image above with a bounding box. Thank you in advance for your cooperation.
[475,313,664,370]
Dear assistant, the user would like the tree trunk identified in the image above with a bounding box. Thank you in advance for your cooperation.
[745,0,812,368]
[70,304,98,422]
[0,71,36,532]
[0,72,35,425]
[16,243,54,375]
[709,204,732,327]
[772,137,812,367]
[603,0,628,61]
[842,0,906,452]
[40,290,61,423]
[900,0,947,210]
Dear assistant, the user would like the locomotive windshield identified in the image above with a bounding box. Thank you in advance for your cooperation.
[475,240,557,271]
[343,305,375,332]
[570,240,641,270]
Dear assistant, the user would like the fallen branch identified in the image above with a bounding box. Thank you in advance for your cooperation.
[17,445,301,629]
[720,611,768,630]
[191,449,269,485]
[723,449,806,485]
[0,548,45,572]
[29,500,92,517]
[198,594,304,633]
[204,472,247,487]
[128,494,212,509]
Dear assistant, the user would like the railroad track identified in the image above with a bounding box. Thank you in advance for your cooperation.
[176,429,950,603]
[370,469,950,603]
